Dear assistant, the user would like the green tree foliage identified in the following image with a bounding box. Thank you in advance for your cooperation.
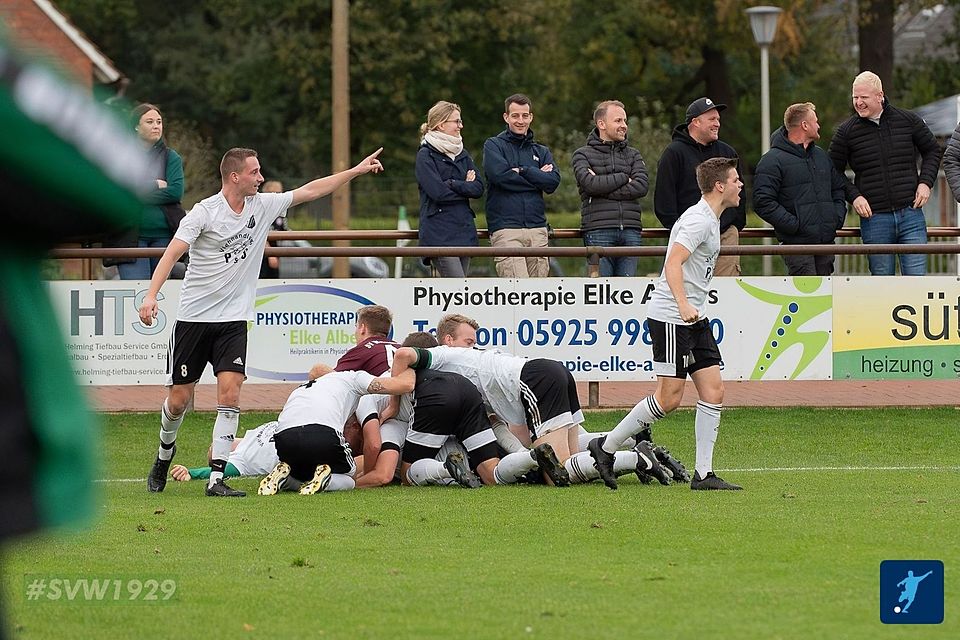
[55,0,958,220]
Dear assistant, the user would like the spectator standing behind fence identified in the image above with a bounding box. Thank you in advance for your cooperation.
[106,103,186,280]
[572,100,649,277]
[482,94,560,278]
[654,97,745,276]
[942,121,960,203]
[828,71,942,276]
[259,180,284,279]
[415,101,484,278]
[753,103,848,276]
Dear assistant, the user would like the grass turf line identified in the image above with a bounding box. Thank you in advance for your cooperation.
[3,408,958,639]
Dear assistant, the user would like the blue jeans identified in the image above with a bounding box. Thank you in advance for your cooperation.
[859,207,927,275]
[118,237,170,280]
[583,228,641,277]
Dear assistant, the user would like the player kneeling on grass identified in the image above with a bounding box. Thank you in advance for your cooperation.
[257,368,414,496]
[397,315,581,486]
[369,332,568,488]
[588,157,743,491]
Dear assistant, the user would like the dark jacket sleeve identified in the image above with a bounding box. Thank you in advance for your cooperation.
[144,148,184,205]
[521,145,561,194]
[572,147,628,197]
[448,153,484,199]
[416,150,465,204]
[752,154,799,235]
[607,148,649,200]
[828,123,860,203]
[830,164,849,229]
[912,114,943,188]
[483,138,537,192]
[654,148,681,228]
[943,123,960,202]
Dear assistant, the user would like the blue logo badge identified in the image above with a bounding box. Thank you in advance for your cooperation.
[880,560,944,624]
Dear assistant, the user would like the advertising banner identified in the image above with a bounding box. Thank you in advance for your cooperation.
[51,276,834,385]
[833,277,960,379]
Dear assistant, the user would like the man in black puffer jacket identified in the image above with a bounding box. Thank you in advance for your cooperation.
[828,71,942,276]
[754,102,848,275]
[572,100,649,276]
[654,97,745,276]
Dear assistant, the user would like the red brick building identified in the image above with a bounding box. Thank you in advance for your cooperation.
[0,0,125,93]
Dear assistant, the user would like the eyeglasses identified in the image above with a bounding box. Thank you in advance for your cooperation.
[444,119,463,125]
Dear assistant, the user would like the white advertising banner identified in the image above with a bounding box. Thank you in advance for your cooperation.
[50,276,834,385]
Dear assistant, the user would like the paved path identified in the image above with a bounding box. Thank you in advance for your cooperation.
[90,379,956,413]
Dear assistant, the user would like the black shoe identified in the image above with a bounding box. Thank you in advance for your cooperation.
[147,444,176,493]
[532,443,570,487]
[634,425,653,445]
[205,479,246,497]
[444,452,482,488]
[587,437,618,490]
[635,441,671,486]
[634,469,654,484]
[654,446,691,483]
[690,471,742,491]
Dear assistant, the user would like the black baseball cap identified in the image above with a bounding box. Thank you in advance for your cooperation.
[686,97,727,122]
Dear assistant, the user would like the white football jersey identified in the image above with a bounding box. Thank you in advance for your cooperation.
[356,393,413,427]
[174,190,292,321]
[415,346,526,426]
[646,198,720,323]
[229,421,280,476]
[277,370,375,434]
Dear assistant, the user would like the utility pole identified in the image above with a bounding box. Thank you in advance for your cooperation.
[331,0,350,278]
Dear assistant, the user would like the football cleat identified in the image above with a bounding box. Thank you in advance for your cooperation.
[587,437,618,490]
[444,452,482,488]
[532,443,570,487]
[635,441,671,486]
[205,478,246,497]
[299,464,332,495]
[258,462,291,496]
[654,446,691,483]
[690,471,742,491]
[147,444,176,493]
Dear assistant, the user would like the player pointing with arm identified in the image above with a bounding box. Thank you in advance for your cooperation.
[140,147,383,497]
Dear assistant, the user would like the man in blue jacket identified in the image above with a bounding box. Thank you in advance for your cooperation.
[753,102,848,275]
[482,94,561,278]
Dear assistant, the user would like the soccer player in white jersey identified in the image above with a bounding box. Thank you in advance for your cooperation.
[169,421,285,483]
[390,316,582,485]
[434,315,670,486]
[139,146,384,497]
[588,157,743,491]
[257,368,414,495]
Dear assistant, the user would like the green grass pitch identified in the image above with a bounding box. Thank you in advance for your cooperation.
[4,407,959,639]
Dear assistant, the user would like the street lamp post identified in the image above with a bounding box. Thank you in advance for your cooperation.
[746,5,783,275]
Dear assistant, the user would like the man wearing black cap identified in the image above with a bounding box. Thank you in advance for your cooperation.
[654,97,745,276]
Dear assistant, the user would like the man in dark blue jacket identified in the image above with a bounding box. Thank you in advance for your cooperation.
[754,102,848,275]
[482,94,561,278]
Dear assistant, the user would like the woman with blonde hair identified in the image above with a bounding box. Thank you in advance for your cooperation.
[415,101,483,277]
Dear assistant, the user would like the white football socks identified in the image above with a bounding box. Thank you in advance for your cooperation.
[493,450,538,484]
[209,406,239,487]
[157,398,184,461]
[694,400,721,477]
[602,395,665,454]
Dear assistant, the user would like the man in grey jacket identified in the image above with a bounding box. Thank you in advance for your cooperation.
[571,100,649,276]
[943,122,960,202]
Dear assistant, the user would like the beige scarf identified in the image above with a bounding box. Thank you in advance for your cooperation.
[422,130,463,160]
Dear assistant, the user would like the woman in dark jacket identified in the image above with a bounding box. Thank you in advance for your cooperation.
[415,101,483,277]
[113,103,185,279]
